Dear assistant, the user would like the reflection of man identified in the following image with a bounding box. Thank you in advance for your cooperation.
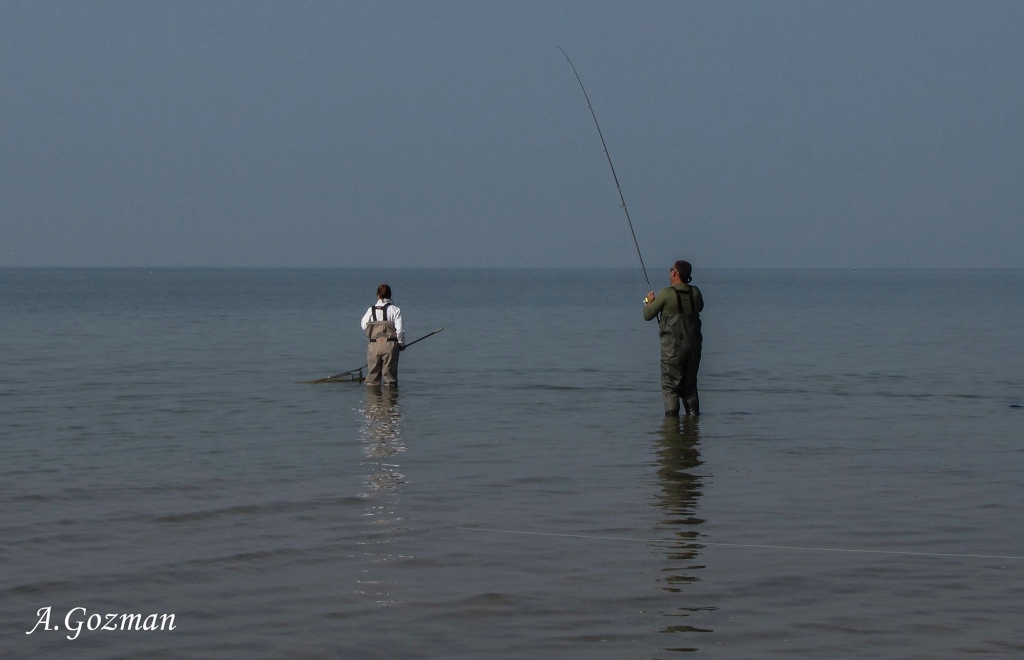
[644,261,704,417]
[653,417,710,643]
[360,284,405,387]
[655,417,703,525]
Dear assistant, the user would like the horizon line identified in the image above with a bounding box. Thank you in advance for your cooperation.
[1,265,1022,271]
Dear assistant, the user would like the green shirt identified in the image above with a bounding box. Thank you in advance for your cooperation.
[643,284,704,321]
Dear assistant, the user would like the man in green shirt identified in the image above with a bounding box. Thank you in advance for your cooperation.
[644,261,704,416]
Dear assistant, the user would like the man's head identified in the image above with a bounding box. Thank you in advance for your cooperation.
[670,261,692,284]
[377,284,392,300]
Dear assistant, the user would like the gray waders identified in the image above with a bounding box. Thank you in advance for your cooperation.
[365,303,400,386]
[658,287,702,416]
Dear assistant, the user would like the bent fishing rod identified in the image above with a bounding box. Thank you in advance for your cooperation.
[302,327,445,383]
[558,46,653,296]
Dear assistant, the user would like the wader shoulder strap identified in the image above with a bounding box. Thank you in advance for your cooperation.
[673,288,695,316]
[372,303,392,322]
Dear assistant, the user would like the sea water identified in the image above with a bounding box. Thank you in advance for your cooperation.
[1,268,1022,658]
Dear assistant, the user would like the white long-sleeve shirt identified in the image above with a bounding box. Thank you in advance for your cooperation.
[360,299,404,344]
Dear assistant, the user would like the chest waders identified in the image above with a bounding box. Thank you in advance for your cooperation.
[657,287,703,416]
[365,304,400,386]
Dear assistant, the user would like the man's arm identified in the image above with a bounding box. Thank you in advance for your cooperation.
[360,307,371,331]
[643,289,668,321]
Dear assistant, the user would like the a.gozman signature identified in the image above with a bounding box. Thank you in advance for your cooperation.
[26,607,176,641]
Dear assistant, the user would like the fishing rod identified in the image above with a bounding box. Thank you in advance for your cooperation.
[301,327,444,384]
[558,46,653,296]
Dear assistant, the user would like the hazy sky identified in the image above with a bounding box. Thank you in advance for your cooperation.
[2,1,1022,268]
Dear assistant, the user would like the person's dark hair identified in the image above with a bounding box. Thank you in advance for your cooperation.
[377,284,392,299]
[673,260,693,284]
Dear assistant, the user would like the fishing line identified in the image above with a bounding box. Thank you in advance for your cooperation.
[559,47,653,296]
[457,526,1024,562]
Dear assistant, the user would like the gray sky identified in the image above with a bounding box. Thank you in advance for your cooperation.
[2,1,1022,268]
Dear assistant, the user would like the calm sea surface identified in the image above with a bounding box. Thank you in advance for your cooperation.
[1,268,1022,658]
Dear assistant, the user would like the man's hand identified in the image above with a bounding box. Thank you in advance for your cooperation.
[398,344,405,352]
[644,291,655,305]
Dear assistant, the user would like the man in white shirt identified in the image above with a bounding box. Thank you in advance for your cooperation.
[360,284,405,386]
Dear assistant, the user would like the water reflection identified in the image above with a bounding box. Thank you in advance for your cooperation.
[360,387,406,495]
[653,416,713,651]
[356,386,407,606]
